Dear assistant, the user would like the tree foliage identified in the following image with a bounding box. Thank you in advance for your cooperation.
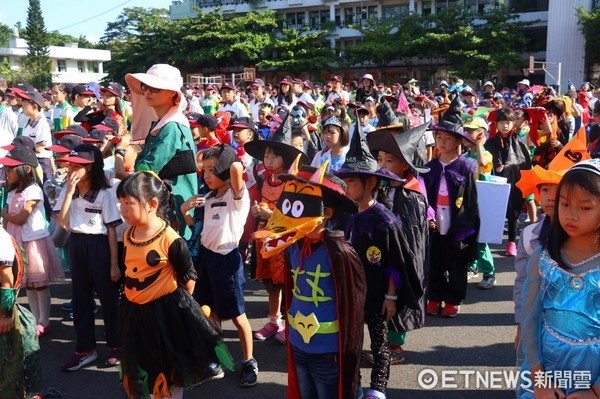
[576,6,600,63]
[21,0,52,89]
[47,31,97,49]
[0,22,11,48]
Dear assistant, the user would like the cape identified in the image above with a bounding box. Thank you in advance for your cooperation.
[284,230,366,399]
[422,156,481,262]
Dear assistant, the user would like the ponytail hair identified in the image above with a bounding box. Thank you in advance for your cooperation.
[116,171,176,222]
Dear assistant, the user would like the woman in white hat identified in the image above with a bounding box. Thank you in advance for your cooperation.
[356,73,378,104]
[122,64,197,240]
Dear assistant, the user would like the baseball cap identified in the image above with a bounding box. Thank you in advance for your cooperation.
[72,85,96,98]
[46,135,84,153]
[303,80,316,91]
[60,144,103,165]
[21,90,45,109]
[295,100,314,111]
[517,79,531,87]
[330,75,342,83]
[0,146,39,168]
[230,116,257,133]
[83,129,109,143]
[220,82,236,91]
[279,77,292,85]
[186,113,203,128]
[483,81,495,89]
[252,78,265,87]
[205,85,216,91]
[54,124,89,140]
[197,114,218,130]
[439,80,449,87]
[408,78,418,84]
[41,92,52,101]
[463,116,489,132]
[100,83,123,98]
[2,136,36,151]
[92,118,119,133]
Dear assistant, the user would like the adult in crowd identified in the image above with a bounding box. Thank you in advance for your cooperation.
[123,64,197,240]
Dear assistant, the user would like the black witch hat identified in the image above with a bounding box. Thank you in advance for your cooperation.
[367,120,433,174]
[335,108,403,182]
[244,109,309,166]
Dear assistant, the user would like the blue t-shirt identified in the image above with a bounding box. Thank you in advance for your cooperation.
[287,241,339,354]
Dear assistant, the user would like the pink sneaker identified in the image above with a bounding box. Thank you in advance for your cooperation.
[506,242,517,257]
[36,323,52,337]
[274,329,286,345]
[254,321,283,340]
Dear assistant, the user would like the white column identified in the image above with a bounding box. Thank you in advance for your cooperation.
[409,0,415,13]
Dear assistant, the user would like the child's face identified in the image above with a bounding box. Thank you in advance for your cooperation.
[191,126,201,141]
[202,157,226,191]
[123,146,139,172]
[21,100,36,117]
[342,176,367,202]
[558,184,600,238]
[435,131,460,156]
[496,120,514,137]
[322,126,342,148]
[4,165,19,186]
[67,163,90,182]
[291,136,304,151]
[101,91,117,107]
[263,148,284,172]
[258,110,271,125]
[465,128,485,146]
[358,111,369,125]
[232,128,253,146]
[514,116,528,131]
[378,151,409,178]
[118,195,148,226]
[539,183,557,219]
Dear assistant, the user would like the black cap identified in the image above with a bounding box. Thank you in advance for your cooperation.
[0,146,39,168]
[230,116,257,133]
[197,114,218,130]
[46,135,84,153]
[83,129,109,143]
[101,83,123,98]
[71,85,96,98]
[2,136,36,151]
[60,144,103,165]
[220,82,236,91]
[22,90,45,109]
[252,78,265,87]
[54,124,89,140]
[92,118,119,133]
[209,144,238,182]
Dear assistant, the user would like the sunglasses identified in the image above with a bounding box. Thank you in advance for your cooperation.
[140,83,161,94]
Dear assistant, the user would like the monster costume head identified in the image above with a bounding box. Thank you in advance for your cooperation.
[254,156,358,258]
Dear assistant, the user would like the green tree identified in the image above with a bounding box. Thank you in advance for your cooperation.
[20,0,52,89]
[257,27,335,76]
[47,31,98,49]
[0,22,11,47]
[576,6,600,63]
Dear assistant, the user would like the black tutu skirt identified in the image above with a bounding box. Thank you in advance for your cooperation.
[119,288,222,398]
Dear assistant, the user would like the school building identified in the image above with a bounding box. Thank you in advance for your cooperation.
[169,0,600,89]
[0,28,111,86]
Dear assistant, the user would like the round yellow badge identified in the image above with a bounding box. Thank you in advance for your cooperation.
[366,246,382,264]
[455,196,463,208]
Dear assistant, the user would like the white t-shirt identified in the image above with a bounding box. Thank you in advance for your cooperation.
[7,185,49,242]
[0,227,15,266]
[0,106,17,160]
[23,116,52,159]
[201,187,250,255]
[220,101,248,118]
[53,188,122,235]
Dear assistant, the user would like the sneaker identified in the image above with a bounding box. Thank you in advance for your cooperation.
[254,321,283,340]
[105,347,121,367]
[467,270,479,280]
[364,389,386,399]
[62,350,98,372]
[240,358,258,387]
[518,213,530,223]
[273,329,286,345]
[441,304,460,318]
[478,275,496,290]
[194,363,225,386]
[36,323,52,337]
[506,242,517,257]
[389,343,405,365]
[426,300,442,315]
[60,301,73,311]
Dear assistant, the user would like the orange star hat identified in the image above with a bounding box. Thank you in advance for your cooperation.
[516,165,566,201]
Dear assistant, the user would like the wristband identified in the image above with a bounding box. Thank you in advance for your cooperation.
[0,288,16,318]
[115,148,126,157]
[384,294,398,301]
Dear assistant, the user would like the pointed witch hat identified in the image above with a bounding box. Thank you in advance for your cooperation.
[367,120,433,174]
[244,109,309,167]
[335,107,404,182]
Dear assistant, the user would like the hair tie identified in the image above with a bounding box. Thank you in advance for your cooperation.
[144,170,163,183]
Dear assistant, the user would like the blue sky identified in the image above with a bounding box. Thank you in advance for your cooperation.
[1,0,170,42]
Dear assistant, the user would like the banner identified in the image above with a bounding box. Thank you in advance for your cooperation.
[476,180,511,244]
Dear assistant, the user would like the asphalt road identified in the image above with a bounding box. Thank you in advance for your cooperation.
[28,242,521,399]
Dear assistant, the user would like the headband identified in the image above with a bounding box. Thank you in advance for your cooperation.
[323,115,343,129]
[568,159,600,177]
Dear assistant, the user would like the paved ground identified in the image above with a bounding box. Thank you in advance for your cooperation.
[28,242,521,398]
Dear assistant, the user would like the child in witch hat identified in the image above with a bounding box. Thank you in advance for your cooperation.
[244,113,310,345]
[421,122,480,318]
[367,121,432,362]
[254,158,365,399]
[335,111,423,399]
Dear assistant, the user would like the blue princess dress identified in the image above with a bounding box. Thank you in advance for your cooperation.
[519,247,600,398]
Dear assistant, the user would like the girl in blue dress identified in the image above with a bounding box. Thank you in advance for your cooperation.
[520,159,600,399]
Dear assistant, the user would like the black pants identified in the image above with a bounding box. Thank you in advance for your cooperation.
[69,233,120,352]
[428,231,468,306]
[366,312,391,393]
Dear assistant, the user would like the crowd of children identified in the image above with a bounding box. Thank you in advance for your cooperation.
[0,70,599,399]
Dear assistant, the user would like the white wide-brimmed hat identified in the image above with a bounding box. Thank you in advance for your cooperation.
[125,64,184,96]
[361,73,375,83]
[517,79,530,87]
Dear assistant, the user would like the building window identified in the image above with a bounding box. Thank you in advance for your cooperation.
[320,10,329,24]
[507,0,548,12]
[383,4,409,19]
[297,12,305,26]
[422,1,432,15]
[335,8,341,25]
[77,61,85,73]
[368,6,377,19]
[344,7,354,25]
[310,11,320,27]
[87,61,99,73]
[57,60,66,72]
